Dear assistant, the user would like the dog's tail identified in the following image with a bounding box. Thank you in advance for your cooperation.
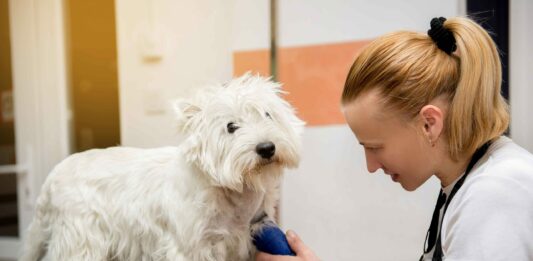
[19,218,48,261]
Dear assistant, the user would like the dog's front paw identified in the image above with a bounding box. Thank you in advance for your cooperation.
[250,212,295,256]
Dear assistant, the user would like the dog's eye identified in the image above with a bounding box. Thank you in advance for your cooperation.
[265,112,272,119]
[227,122,239,134]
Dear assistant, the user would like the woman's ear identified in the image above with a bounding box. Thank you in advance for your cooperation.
[419,105,444,146]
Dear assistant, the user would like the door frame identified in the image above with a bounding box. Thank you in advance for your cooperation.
[0,0,71,258]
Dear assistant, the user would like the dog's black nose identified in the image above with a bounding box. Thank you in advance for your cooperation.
[256,142,276,159]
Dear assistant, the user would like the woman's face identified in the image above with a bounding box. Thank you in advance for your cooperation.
[343,90,435,191]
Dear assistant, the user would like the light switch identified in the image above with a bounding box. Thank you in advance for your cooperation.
[141,30,164,62]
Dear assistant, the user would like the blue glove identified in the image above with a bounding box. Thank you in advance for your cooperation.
[252,220,296,256]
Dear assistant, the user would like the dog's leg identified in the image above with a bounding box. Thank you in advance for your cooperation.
[184,235,228,261]
[260,179,281,220]
[209,241,228,261]
[20,188,54,261]
[20,219,48,261]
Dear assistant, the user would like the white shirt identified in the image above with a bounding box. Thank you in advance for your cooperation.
[422,136,533,260]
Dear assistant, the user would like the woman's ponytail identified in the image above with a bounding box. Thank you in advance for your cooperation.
[444,17,509,160]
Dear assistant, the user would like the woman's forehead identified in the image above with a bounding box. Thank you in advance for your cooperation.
[344,90,412,139]
[345,90,390,121]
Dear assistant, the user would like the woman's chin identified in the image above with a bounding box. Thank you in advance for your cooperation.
[399,181,420,192]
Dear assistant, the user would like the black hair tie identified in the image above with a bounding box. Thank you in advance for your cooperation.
[427,17,457,55]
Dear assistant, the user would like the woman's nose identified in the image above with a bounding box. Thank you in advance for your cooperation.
[365,152,382,173]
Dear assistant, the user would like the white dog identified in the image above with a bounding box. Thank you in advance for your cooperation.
[21,74,304,261]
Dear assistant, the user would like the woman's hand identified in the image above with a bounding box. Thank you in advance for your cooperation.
[255,230,320,261]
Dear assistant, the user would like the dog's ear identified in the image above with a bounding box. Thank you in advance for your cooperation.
[174,99,202,133]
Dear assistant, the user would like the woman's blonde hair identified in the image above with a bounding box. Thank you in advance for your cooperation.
[342,17,509,161]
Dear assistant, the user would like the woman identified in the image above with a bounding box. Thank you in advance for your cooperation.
[256,16,533,261]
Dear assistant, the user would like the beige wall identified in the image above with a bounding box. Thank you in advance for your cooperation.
[115,0,234,148]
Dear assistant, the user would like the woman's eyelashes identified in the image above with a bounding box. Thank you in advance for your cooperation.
[365,146,382,151]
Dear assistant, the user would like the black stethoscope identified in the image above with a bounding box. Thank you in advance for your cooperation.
[420,141,492,261]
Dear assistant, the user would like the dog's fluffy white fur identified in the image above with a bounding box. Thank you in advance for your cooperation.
[21,74,304,261]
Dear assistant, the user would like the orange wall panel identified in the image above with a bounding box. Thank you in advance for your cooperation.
[234,40,371,126]
[233,50,271,77]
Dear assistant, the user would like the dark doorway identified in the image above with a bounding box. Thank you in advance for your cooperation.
[467,0,509,101]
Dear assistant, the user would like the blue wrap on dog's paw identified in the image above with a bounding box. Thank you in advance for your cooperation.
[252,220,295,256]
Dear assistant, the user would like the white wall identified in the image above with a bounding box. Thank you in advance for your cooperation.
[115,0,235,148]
[232,0,269,51]
[510,0,533,153]
[278,0,459,47]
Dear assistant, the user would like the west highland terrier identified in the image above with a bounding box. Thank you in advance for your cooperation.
[21,74,304,261]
